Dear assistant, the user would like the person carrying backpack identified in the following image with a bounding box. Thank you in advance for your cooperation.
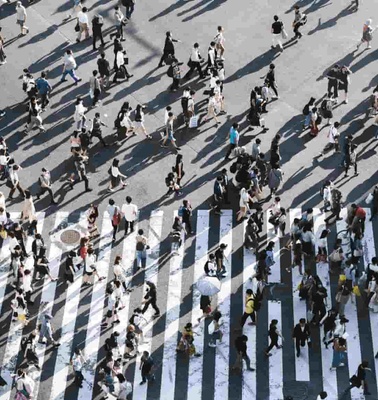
[240,289,256,327]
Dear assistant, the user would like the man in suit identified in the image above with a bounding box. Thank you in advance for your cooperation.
[292,318,310,357]
[158,31,180,68]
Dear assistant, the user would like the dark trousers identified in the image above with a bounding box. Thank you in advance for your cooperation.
[17,239,27,257]
[345,161,357,175]
[37,186,54,202]
[81,175,89,191]
[9,182,25,198]
[293,23,302,38]
[142,298,160,315]
[74,370,84,386]
[125,4,134,18]
[92,88,101,105]
[184,61,203,79]
[124,220,134,235]
[159,51,173,67]
[93,33,105,49]
[183,219,192,234]
[112,222,118,240]
[295,337,307,354]
[324,205,341,223]
[225,143,237,159]
[327,79,338,99]
[268,80,278,96]
[91,131,106,146]
[40,93,49,109]
[240,312,255,327]
[171,78,180,91]
[266,337,279,353]
[344,381,369,395]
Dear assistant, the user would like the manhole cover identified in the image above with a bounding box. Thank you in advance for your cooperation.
[60,229,81,245]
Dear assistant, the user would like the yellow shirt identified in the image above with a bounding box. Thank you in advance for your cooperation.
[245,294,255,314]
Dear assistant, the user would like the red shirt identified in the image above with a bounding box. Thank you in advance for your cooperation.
[355,207,366,219]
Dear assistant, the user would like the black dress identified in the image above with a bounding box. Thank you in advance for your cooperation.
[65,257,74,283]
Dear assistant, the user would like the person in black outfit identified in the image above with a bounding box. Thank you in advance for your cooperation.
[158,31,179,67]
[310,284,327,325]
[97,53,110,88]
[326,64,340,101]
[23,330,40,370]
[90,112,108,147]
[266,63,278,98]
[140,351,155,385]
[180,200,193,235]
[141,281,160,316]
[265,319,283,356]
[232,335,255,372]
[220,168,230,204]
[344,360,371,395]
[292,318,311,357]
[324,188,342,224]
[112,37,123,70]
[122,0,135,19]
[13,223,27,257]
[92,15,105,50]
[73,156,92,193]
[215,243,228,277]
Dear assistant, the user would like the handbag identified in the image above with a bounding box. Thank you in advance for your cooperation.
[329,249,343,262]
[281,29,288,40]
[366,193,373,204]
[187,58,193,68]
[74,21,80,32]
[353,249,362,257]
[112,209,121,226]
[353,285,361,296]
[208,320,215,335]
[349,374,361,388]
[335,291,342,303]
[189,115,198,128]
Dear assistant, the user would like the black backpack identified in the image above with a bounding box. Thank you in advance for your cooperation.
[302,104,310,116]
[165,176,171,187]
[167,65,174,78]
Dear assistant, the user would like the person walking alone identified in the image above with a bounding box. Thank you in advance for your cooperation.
[232,335,255,372]
[139,351,155,385]
[224,122,239,161]
[271,15,284,52]
[76,6,90,43]
[141,281,160,317]
[61,50,82,84]
[161,112,181,151]
[16,1,29,36]
[292,318,311,357]
[36,72,52,111]
[122,196,138,235]
[92,14,105,50]
[184,43,204,80]
[158,31,180,68]
[240,289,256,327]
[265,319,284,356]
[343,360,371,395]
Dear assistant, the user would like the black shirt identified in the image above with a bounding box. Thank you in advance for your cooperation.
[141,356,154,374]
[97,58,110,76]
[272,21,283,34]
[144,288,157,301]
[235,337,247,355]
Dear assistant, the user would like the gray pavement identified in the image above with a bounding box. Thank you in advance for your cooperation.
[0,0,378,398]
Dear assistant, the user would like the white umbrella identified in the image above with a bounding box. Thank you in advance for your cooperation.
[196,276,221,296]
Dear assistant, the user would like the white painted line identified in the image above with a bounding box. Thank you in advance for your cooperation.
[289,208,310,382]
[268,300,283,400]
[78,213,113,399]
[187,210,210,399]
[160,211,185,400]
[313,208,338,398]
[214,210,233,400]
[242,219,257,399]
[132,210,164,399]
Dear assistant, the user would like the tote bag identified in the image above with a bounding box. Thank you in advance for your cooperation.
[189,115,198,128]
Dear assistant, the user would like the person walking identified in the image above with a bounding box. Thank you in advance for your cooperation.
[135,229,148,269]
[97,53,111,89]
[71,347,86,388]
[175,154,185,186]
[121,196,138,235]
[292,318,311,357]
[23,329,40,370]
[324,187,343,224]
[160,112,181,151]
[330,336,347,370]
[110,6,126,41]
[158,31,180,67]
[108,158,128,192]
[356,19,374,50]
[343,360,371,395]
[122,0,135,19]
[90,112,108,146]
[344,143,358,177]
[92,14,105,50]
[169,58,183,92]
[24,97,46,135]
[302,97,316,129]
[318,122,340,157]
[16,1,29,36]
[76,7,90,42]
[292,5,307,39]
[184,43,204,80]
[205,41,217,75]
[265,319,284,356]
[224,122,239,161]
[107,198,121,241]
[265,63,279,98]
[61,50,81,84]
[339,65,352,104]
[7,164,25,200]
[317,392,328,400]
[38,312,60,347]
[271,15,284,52]
[326,65,340,101]
[36,72,52,111]
[240,289,256,327]
[139,351,155,385]
[179,199,193,234]
[89,70,102,106]
[208,311,224,347]
[73,155,92,193]
[232,335,255,372]
[141,281,160,317]
[134,104,152,139]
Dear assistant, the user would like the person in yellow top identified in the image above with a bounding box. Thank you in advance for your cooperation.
[240,289,256,328]
[176,323,201,357]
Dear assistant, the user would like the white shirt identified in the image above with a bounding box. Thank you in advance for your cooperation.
[261,85,269,100]
[239,188,250,207]
[116,51,125,68]
[63,54,77,70]
[208,47,215,65]
[107,204,116,217]
[115,9,124,23]
[74,103,86,121]
[328,126,339,144]
[9,237,19,252]
[190,47,201,62]
[111,166,121,178]
[107,293,116,311]
[85,254,96,272]
[22,274,32,292]
[113,263,123,277]
[121,203,138,221]
[77,11,88,24]
[9,169,19,185]
[16,5,26,21]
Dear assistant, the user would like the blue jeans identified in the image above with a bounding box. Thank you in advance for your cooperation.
[304,114,311,128]
[61,69,79,82]
[136,250,146,269]
[332,349,346,367]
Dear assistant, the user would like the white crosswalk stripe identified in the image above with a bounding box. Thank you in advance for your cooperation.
[0,207,378,400]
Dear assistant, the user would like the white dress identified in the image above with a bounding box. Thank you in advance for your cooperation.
[22,198,36,222]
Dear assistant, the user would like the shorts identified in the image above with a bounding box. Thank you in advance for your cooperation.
[106,310,116,318]
[17,20,25,27]
[167,130,175,141]
[84,271,93,276]
[135,121,144,129]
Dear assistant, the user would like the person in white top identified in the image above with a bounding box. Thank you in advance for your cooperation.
[16,1,29,36]
[237,187,253,222]
[8,164,25,199]
[203,95,220,125]
[319,121,340,157]
[108,158,127,192]
[76,7,90,42]
[111,6,126,41]
[61,50,81,84]
[82,247,102,285]
[121,196,138,235]
[73,97,87,131]
[214,26,225,58]
[21,190,36,223]
[184,43,204,80]
[0,191,5,211]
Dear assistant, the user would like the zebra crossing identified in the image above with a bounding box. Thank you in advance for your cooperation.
[0,208,378,400]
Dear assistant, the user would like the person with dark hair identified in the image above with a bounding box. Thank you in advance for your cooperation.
[185,43,204,79]
[158,31,180,68]
[35,247,57,281]
[108,158,128,192]
[36,71,52,111]
[141,281,160,316]
[292,318,310,357]
[135,229,148,269]
[61,50,81,84]
[205,41,217,75]
[122,196,138,235]
[240,289,256,327]
[97,53,111,88]
[224,122,239,161]
[89,70,101,106]
[265,319,283,356]
[344,360,371,395]
[271,15,284,51]
[265,63,279,98]
[23,329,40,370]
[76,6,90,42]
[37,168,57,204]
[232,335,255,372]
[139,351,155,385]
[71,347,85,387]
[326,64,340,101]
[91,14,105,50]
[292,5,307,40]
[317,391,328,400]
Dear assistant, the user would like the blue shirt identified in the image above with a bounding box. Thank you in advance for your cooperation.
[36,78,52,95]
[229,127,239,145]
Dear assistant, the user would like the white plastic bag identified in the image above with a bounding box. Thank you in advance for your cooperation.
[208,320,215,335]
[281,29,288,40]
[366,193,373,204]
[189,115,198,128]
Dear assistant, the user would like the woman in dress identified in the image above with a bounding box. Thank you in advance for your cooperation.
[357,19,374,50]
[108,158,128,192]
[237,186,253,222]
[64,250,76,285]
[21,190,36,224]
[134,104,152,139]
[175,154,185,186]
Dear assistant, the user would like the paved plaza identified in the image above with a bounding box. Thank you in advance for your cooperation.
[0,0,378,399]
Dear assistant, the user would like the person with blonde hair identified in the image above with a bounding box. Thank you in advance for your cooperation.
[357,19,374,50]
